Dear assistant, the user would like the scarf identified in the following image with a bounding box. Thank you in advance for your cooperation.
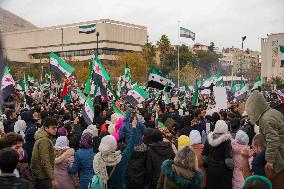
[93,151,122,184]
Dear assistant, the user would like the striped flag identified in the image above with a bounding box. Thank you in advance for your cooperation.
[50,52,74,77]
[148,67,175,90]
[180,27,195,40]
[156,121,167,129]
[280,46,284,67]
[233,83,247,101]
[82,97,94,125]
[124,64,131,83]
[125,86,148,106]
[77,88,87,104]
[112,103,125,118]
[0,66,15,100]
[251,76,261,92]
[79,23,96,34]
[92,54,110,97]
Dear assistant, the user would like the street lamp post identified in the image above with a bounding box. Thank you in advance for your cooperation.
[96,32,100,55]
[241,36,246,83]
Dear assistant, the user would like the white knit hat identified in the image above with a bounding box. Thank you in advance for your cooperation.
[213,120,228,134]
[189,130,201,145]
[235,130,249,145]
[55,136,70,150]
[99,135,117,155]
[14,120,27,139]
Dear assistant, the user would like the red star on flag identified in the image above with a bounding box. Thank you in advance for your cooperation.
[95,65,101,72]
[103,78,107,84]
[131,91,135,95]
[137,96,141,100]
[63,72,67,76]
[87,109,91,113]
[238,92,241,95]
[5,77,12,82]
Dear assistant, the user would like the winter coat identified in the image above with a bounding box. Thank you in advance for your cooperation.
[146,141,175,189]
[252,150,266,177]
[31,128,55,180]
[0,174,33,189]
[23,127,37,164]
[231,139,250,189]
[156,160,203,189]
[125,143,148,189]
[54,148,79,189]
[106,127,137,189]
[68,148,94,189]
[202,133,233,189]
[21,111,36,131]
[245,91,284,173]
[119,108,146,145]
[192,144,204,169]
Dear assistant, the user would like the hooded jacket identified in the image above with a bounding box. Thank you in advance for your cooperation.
[245,91,284,173]
[146,141,175,189]
[23,127,37,164]
[119,108,145,145]
[31,128,55,180]
[156,160,203,189]
[21,111,36,131]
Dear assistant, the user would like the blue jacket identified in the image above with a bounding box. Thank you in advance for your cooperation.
[107,128,137,189]
[252,150,266,177]
[119,108,145,145]
[68,148,95,189]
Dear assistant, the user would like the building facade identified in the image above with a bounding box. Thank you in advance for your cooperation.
[2,19,147,63]
[219,47,261,81]
[261,33,284,82]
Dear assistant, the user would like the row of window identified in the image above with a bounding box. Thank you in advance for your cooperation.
[30,49,121,59]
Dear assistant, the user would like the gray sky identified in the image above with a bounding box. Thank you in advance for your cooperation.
[1,0,284,51]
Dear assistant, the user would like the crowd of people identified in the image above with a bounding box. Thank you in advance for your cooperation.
[0,81,283,189]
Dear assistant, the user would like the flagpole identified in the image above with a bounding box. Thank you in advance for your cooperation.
[178,21,180,88]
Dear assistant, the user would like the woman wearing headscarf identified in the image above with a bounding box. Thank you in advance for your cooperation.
[92,116,137,189]
[68,133,94,189]
[54,136,78,189]
[156,146,203,189]
[202,120,234,189]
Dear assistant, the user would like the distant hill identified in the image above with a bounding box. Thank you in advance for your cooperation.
[0,7,37,33]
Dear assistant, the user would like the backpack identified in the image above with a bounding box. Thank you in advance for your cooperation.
[88,165,117,189]
[88,175,104,189]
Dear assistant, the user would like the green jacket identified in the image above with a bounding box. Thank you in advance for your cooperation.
[31,128,55,179]
[245,91,284,173]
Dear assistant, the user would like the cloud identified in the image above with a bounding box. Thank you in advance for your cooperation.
[1,0,284,50]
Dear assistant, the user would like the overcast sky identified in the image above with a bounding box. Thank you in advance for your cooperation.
[1,0,284,51]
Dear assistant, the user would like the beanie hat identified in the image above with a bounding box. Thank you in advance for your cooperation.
[57,127,67,136]
[243,175,272,189]
[79,133,93,149]
[55,136,69,150]
[14,120,27,138]
[178,135,190,150]
[235,130,249,145]
[213,120,228,134]
[87,124,98,137]
[189,130,201,145]
[99,135,117,155]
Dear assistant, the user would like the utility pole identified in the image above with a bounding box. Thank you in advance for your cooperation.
[241,36,246,83]
[96,32,100,55]
[177,21,180,88]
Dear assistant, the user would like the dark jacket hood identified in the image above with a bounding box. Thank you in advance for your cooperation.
[150,141,173,156]
[161,160,202,188]
[21,111,34,123]
[245,91,270,125]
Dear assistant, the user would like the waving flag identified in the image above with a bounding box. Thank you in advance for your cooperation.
[180,27,195,40]
[251,76,261,92]
[79,23,96,34]
[112,103,125,118]
[148,67,175,90]
[77,88,87,104]
[124,64,131,83]
[280,46,284,67]
[92,54,110,97]
[203,73,221,88]
[82,97,94,125]
[125,86,148,106]
[0,66,15,100]
[50,52,74,77]
[233,83,247,101]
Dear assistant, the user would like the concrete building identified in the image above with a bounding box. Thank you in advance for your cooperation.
[219,47,261,79]
[261,33,284,82]
[2,19,147,63]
